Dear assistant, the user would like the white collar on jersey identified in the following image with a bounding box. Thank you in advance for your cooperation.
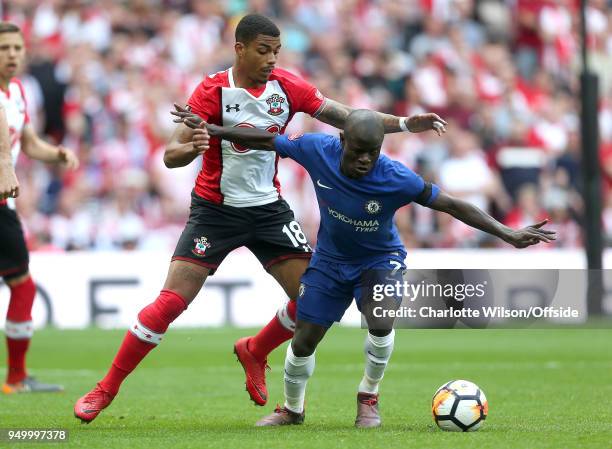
[228,67,236,88]
[227,67,272,100]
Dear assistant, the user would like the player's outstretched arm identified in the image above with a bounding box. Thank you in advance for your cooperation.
[171,101,277,149]
[427,191,557,248]
[21,125,79,169]
[171,104,276,153]
[0,105,19,200]
[205,122,277,152]
[315,99,448,136]
[172,101,447,136]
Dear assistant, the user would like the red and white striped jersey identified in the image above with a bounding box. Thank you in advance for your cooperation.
[187,67,325,207]
[0,77,29,208]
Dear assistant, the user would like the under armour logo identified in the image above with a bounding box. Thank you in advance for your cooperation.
[226,104,240,112]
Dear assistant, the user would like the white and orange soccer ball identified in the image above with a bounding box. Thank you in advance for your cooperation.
[432,380,488,431]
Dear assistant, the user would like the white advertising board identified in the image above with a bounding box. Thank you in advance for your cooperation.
[0,249,608,329]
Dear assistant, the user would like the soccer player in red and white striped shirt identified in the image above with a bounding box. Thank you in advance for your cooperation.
[0,22,78,394]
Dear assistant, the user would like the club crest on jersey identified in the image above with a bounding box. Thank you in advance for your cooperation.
[365,200,382,215]
[266,94,285,116]
[192,236,211,257]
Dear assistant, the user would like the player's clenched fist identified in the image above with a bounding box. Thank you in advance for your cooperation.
[57,146,80,170]
[170,103,209,154]
[0,160,19,199]
[192,127,210,154]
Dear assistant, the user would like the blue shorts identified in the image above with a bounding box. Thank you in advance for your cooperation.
[297,253,406,328]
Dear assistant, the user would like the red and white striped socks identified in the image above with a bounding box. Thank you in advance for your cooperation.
[247,299,297,361]
[98,289,188,396]
[5,276,36,385]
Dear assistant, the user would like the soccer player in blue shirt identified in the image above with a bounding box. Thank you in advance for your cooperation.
[182,108,556,428]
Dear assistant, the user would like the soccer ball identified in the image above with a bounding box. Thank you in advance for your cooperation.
[432,380,488,431]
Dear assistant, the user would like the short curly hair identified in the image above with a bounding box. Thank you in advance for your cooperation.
[235,14,280,44]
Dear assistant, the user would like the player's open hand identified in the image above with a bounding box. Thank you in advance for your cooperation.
[504,219,557,248]
[58,146,79,170]
[171,103,204,129]
[405,113,448,136]
[0,161,19,199]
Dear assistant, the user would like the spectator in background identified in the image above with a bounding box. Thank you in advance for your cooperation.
[437,126,510,246]
[504,183,548,231]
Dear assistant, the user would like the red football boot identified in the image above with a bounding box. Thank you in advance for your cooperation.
[234,337,269,406]
[74,383,115,423]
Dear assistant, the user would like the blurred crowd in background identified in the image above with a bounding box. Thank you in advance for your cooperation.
[4,0,612,251]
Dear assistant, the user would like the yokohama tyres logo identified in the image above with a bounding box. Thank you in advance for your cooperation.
[230,123,281,153]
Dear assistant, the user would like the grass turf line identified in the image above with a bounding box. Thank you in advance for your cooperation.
[1,328,611,449]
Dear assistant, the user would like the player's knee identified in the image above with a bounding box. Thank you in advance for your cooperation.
[290,341,314,357]
[276,275,301,299]
[291,338,317,357]
[269,259,309,298]
[286,283,301,300]
[291,335,318,357]
[164,261,209,304]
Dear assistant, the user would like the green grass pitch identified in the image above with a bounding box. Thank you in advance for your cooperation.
[1,327,611,449]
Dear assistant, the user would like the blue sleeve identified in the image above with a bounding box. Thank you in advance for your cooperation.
[419,182,440,206]
[274,133,327,168]
[394,162,440,206]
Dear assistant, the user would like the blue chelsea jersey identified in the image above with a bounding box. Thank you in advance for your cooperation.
[274,133,440,263]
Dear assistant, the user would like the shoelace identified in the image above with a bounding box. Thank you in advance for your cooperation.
[84,388,108,407]
[359,397,378,407]
[253,361,271,380]
[273,404,287,414]
[257,358,270,370]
